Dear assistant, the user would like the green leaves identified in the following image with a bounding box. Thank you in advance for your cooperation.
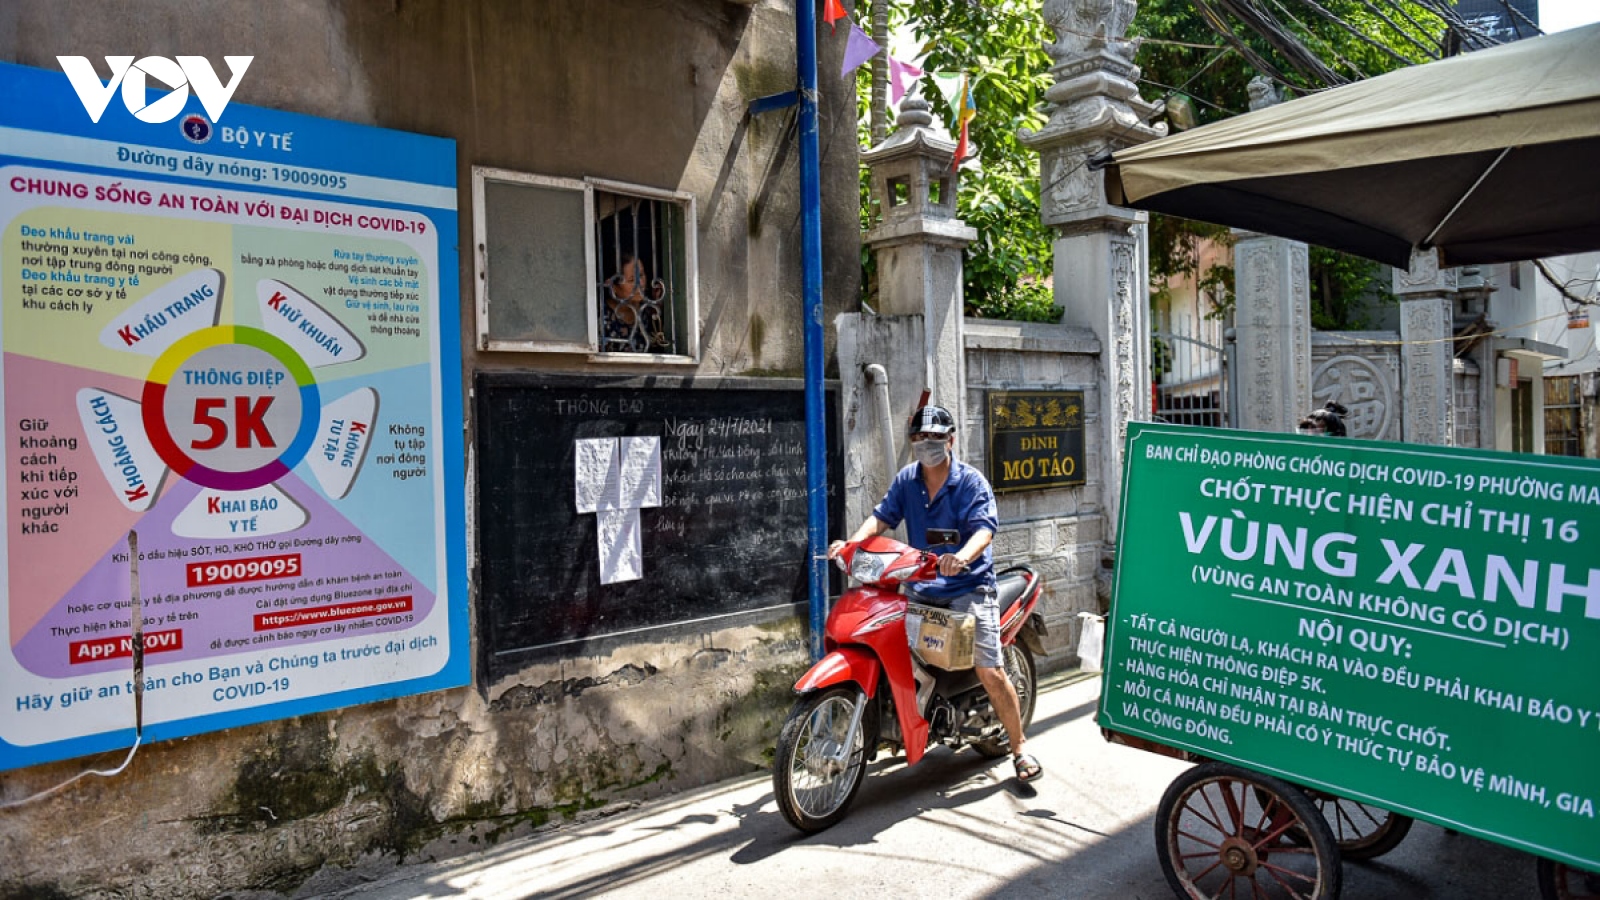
[1131,0,1441,328]
[858,0,1059,322]
[859,0,1433,328]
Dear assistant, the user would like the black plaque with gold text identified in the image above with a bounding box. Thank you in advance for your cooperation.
[985,390,1086,493]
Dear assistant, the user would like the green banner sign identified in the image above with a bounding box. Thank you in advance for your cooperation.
[1101,423,1600,870]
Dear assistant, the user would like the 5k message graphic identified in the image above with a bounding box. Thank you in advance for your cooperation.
[0,58,464,770]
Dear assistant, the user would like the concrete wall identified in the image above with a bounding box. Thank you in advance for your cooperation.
[1310,332,1402,441]
[1454,358,1483,449]
[836,311,928,536]
[0,0,862,381]
[964,319,1106,660]
[835,314,1107,666]
[0,2,861,897]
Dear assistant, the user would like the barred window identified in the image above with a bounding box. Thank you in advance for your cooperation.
[1544,375,1581,457]
[472,168,698,358]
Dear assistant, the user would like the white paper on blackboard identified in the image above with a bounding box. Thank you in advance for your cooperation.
[618,436,661,509]
[574,438,619,513]
[597,508,642,584]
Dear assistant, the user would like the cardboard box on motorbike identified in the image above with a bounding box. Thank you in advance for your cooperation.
[905,603,975,670]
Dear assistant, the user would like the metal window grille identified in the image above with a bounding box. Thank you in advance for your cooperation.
[594,188,687,356]
[1544,375,1581,457]
[472,167,696,357]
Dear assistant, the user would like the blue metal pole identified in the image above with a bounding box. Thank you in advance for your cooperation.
[796,0,828,661]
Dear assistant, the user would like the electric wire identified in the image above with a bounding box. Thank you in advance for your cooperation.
[1287,0,1423,69]
[1321,308,1583,347]
[1139,76,1243,117]
[1191,0,1302,89]
[1214,0,1349,85]
[1492,0,1543,39]
[1265,0,1374,80]
[1410,0,1500,50]
[0,737,143,810]
[0,531,143,809]
[1374,0,1452,49]
[1347,0,1444,59]
[942,0,1233,50]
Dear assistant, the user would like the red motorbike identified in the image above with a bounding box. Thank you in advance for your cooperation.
[772,535,1047,833]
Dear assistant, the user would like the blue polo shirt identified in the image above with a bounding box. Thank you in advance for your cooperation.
[872,458,998,600]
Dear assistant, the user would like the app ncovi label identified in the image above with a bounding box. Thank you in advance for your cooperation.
[57,56,253,123]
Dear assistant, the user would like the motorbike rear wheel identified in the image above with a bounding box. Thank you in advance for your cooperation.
[773,686,868,833]
[972,642,1037,758]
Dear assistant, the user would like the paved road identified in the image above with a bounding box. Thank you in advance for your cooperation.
[307,673,1546,900]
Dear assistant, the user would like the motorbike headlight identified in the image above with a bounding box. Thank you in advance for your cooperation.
[849,550,897,583]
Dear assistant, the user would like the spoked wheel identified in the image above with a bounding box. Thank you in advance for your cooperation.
[1258,787,1413,860]
[773,687,868,833]
[973,642,1037,758]
[1157,762,1342,899]
[1303,791,1412,860]
[1539,857,1600,899]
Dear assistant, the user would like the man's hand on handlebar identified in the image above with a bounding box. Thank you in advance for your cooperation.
[937,553,970,577]
[827,540,848,560]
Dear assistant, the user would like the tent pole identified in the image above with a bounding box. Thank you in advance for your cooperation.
[1422,147,1511,248]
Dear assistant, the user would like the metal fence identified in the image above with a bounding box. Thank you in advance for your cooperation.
[1153,322,1234,429]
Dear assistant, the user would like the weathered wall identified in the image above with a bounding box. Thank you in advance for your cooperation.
[964,319,1106,661]
[0,1,858,896]
[1310,332,1403,441]
[0,0,862,381]
[836,311,928,534]
[1454,357,1483,449]
[3,616,808,898]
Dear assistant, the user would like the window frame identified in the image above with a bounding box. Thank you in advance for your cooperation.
[1544,374,1581,457]
[471,167,700,361]
[585,176,700,363]
[472,167,596,354]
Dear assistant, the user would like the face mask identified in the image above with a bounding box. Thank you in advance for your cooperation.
[913,439,949,467]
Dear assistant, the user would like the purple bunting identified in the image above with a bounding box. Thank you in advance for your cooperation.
[841,22,882,78]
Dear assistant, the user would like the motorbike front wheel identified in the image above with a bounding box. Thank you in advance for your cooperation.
[773,686,868,833]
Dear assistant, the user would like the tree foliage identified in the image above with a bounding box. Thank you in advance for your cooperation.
[859,0,1059,322]
[862,0,1447,328]
[1130,0,1447,328]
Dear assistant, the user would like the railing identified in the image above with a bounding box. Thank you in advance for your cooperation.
[1153,323,1234,428]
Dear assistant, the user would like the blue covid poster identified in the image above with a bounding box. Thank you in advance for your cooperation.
[0,59,467,770]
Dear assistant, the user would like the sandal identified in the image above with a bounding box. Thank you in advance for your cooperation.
[1013,752,1043,784]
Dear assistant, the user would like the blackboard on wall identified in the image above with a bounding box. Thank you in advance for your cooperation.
[475,375,840,679]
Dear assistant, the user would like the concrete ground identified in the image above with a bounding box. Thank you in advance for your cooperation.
[303,673,1546,900]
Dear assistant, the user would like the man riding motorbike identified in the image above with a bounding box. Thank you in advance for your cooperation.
[828,404,1043,784]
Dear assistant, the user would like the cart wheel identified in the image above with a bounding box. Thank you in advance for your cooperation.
[1302,790,1413,860]
[1157,762,1342,899]
[1538,857,1600,899]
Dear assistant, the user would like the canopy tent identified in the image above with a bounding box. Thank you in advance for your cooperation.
[1101,23,1600,269]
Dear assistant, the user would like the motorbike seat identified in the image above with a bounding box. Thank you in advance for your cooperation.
[995,569,1031,610]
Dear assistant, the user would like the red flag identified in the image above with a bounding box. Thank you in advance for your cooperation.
[952,74,977,170]
[824,0,849,33]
